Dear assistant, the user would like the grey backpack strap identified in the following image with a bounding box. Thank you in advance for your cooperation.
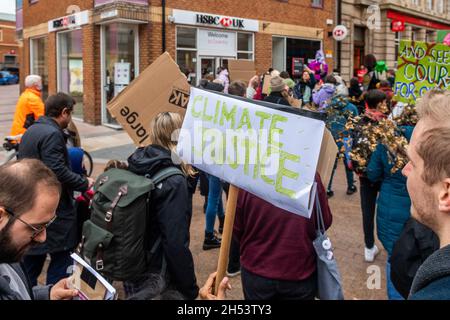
[151,167,184,186]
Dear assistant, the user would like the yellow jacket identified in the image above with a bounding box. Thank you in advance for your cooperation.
[10,88,45,136]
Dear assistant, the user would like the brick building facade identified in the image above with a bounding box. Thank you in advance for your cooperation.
[340,0,450,82]
[0,13,19,69]
[19,0,335,126]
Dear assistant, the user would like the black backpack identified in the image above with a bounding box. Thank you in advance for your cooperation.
[79,166,184,281]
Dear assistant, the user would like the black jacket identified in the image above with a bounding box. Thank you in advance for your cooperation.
[264,92,291,106]
[0,263,50,300]
[18,116,89,254]
[127,145,199,300]
[293,74,316,103]
[390,218,439,299]
[409,244,450,300]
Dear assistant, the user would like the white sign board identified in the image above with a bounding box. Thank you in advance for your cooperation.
[333,25,348,41]
[48,10,89,32]
[172,9,259,32]
[114,62,131,86]
[198,29,236,57]
[177,88,325,218]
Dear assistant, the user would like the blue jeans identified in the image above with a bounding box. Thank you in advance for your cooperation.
[386,259,404,300]
[23,250,72,287]
[205,175,224,233]
[327,154,354,191]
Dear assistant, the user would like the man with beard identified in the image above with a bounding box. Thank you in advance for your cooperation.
[18,93,94,287]
[0,159,78,300]
[402,89,450,299]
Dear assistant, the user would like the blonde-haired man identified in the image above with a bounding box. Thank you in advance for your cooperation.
[403,89,450,299]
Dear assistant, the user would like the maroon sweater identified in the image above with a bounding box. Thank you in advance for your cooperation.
[233,173,332,281]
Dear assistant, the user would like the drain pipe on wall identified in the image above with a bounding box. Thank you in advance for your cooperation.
[162,0,166,53]
[337,0,342,74]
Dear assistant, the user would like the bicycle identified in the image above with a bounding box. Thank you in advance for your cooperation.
[1,134,22,165]
[2,134,94,177]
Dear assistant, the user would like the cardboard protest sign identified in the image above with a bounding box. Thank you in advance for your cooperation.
[262,74,271,95]
[107,52,190,146]
[228,60,256,83]
[394,40,450,103]
[177,87,330,218]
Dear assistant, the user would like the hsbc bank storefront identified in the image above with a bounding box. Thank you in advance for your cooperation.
[172,9,259,85]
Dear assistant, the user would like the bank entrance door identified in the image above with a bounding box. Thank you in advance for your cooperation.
[198,57,232,85]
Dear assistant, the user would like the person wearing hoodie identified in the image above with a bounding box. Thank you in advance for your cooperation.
[312,75,337,111]
[334,75,349,97]
[367,123,414,300]
[217,67,230,93]
[125,112,199,300]
[294,67,316,105]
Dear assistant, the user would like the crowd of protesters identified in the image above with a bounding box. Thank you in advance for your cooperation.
[1,51,450,302]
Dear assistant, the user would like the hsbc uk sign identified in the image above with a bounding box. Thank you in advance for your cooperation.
[196,14,245,29]
[172,9,259,32]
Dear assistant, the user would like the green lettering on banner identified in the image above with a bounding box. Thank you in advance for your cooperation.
[268,114,287,155]
[191,95,203,118]
[202,97,213,122]
[220,102,237,129]
[275,150,300,198]
[226,135,239,170]
[255,111,271,131]
[237,108,252,129]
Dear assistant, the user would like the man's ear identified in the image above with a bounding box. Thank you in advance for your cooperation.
[438,178,450,213]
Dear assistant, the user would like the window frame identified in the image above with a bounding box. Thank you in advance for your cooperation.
[311,0,324,9]
[236,32,255,61]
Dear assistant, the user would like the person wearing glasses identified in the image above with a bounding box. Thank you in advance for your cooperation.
[17,93,94,288]
[0,159,79,300]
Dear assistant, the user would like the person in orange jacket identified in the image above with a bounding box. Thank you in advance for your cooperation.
[10,75,44,137]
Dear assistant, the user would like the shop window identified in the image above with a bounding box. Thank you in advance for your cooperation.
[30,36,48,100]
[4,55,16,64]
[102,23,138,126]
[272,36,321,78]
[176,27,197,85]
[272,37,286,71]
[58,30,83,119]
[177,27,196,49]
[237,33,254,60]
[311,0,323,8]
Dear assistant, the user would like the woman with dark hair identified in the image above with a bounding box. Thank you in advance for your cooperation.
[363,54,379,91]
[294,67,316,106]
[349,77,365,114]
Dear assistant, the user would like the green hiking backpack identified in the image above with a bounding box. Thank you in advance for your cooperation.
[79,166,184,282]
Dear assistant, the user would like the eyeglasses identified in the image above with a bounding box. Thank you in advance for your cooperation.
[3,207,57,240]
